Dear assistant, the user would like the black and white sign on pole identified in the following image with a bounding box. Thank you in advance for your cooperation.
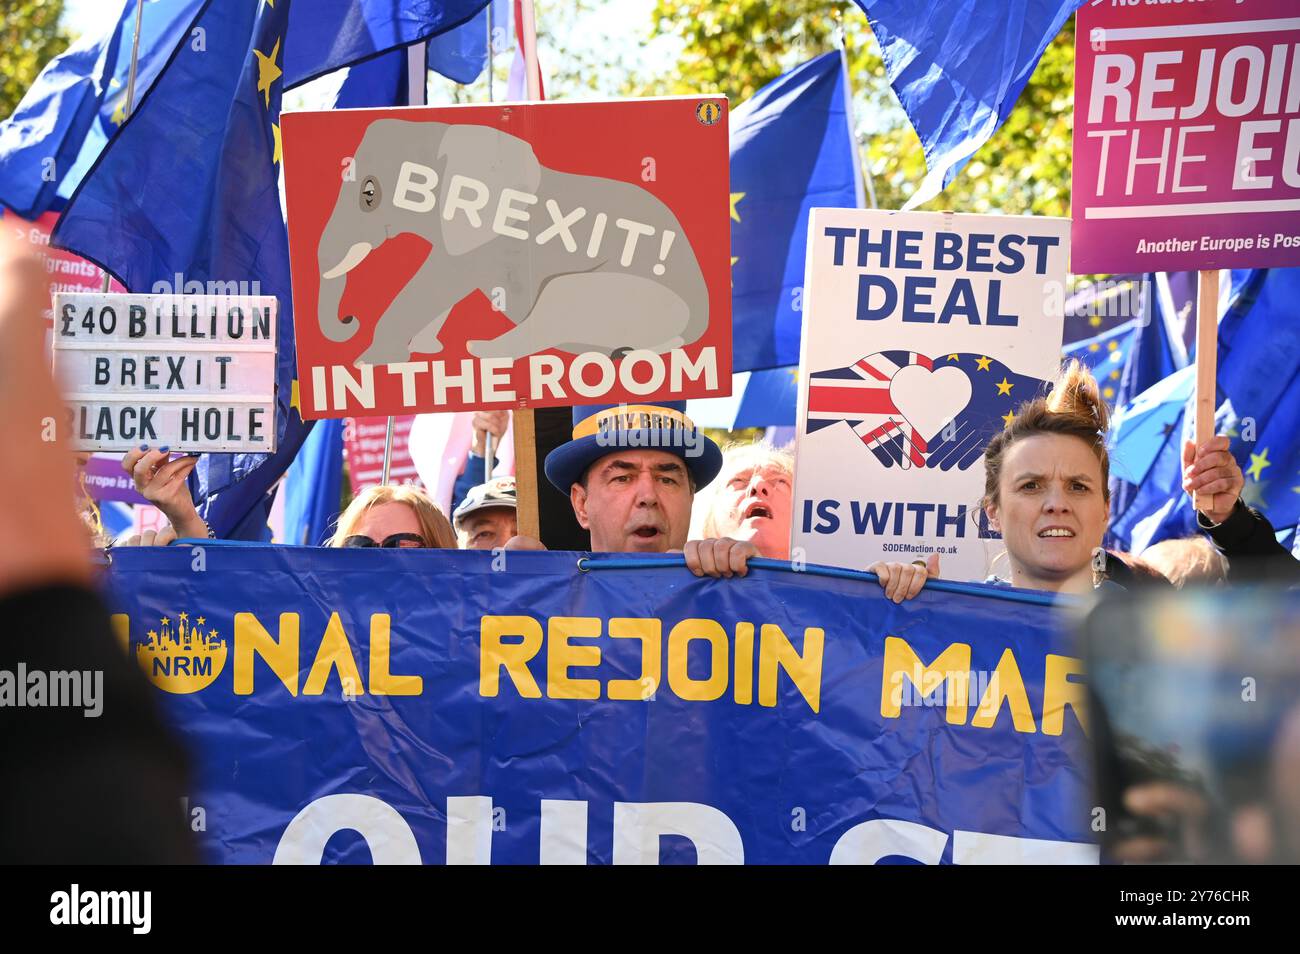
[53,292,279,453]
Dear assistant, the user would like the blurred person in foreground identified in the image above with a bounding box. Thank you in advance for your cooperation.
[0,231,195,862]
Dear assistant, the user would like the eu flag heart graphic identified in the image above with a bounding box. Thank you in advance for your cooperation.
[805,351,1051,471]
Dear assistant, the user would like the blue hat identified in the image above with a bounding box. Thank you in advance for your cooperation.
[543,401,723,493]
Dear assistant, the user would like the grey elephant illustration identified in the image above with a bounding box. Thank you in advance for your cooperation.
[315,118,710,365]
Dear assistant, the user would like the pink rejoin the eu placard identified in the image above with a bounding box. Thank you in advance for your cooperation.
[1073,0,1300,273]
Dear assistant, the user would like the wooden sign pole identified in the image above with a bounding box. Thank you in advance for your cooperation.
[1192,269,1220,515]
[513,409,540,538]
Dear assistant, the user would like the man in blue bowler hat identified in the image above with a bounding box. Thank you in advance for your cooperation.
[508,401,760,577]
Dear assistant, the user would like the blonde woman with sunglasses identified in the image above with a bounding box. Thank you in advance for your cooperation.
[325,484,456,550]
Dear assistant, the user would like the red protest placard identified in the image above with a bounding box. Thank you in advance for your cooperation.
[1073,1,1300,273]
[342,415,420,492]
[281,98,731,420]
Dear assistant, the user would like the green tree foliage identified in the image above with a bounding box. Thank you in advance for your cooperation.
[1,0,70,122]
[641,1,1075,217]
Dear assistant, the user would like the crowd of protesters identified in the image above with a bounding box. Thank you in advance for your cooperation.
[3,219,1299,868]
[106,358,1297,594]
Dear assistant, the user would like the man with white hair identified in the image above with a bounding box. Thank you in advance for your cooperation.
[696,441,794,560]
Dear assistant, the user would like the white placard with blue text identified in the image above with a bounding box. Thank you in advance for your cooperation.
[792,210,1069,581]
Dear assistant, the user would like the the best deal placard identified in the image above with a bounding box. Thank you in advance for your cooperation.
[792,210,1069,582]
[281,97,732,419]
[1073,0,1300,273]
[53,292,278,453]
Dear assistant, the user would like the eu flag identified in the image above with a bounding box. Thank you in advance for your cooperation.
[730,52,861,373]
[1108,269,1300,553]
[0,0,204,218]
[53,0,308,540]
[1064,318,1139,407]
[687,366,800,430]
[852,0,1084,207]
[281,418,344,546]
[284,0,491,87]
[333,1,509,107]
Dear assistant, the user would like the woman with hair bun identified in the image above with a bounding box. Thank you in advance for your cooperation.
[870,360,1126,600]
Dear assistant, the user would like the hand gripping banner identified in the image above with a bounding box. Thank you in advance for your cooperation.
[104,547,1095,864]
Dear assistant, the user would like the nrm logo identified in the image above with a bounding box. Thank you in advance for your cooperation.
[110,612,423,698]
[133,611,227,693]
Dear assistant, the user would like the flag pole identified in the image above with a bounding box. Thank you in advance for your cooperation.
[486,1,495,103]
[511,0,542,538]
[1192,269,1220,515]
[381,41,430,487]
[100,0,147,292]
[479,7,499,486]
[835,20,876,210]
[520,0,541,100]
[381,415,396,484]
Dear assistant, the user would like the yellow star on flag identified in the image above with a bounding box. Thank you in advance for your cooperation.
[255,38,283,109]
[110,97,127,126]
[730,192,745,222]
[730,255,738,287]
[947,354,959,362]
[290,378,300,413]
[272,122,282,165]
[1246,447,1271,481]
[975,356,992,372]
[1001,410,1016,428]
[995,377,1013,396]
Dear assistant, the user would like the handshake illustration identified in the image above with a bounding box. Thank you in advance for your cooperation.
[805,350,1049,471]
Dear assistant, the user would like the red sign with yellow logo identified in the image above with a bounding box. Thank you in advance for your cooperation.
[281,97,732,419]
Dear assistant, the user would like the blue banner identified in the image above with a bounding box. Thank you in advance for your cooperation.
[104,547,1093,864]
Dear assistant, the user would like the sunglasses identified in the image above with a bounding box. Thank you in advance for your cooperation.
[342,533,429,549]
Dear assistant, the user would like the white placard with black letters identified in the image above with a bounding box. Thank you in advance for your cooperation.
[53,292,279,453]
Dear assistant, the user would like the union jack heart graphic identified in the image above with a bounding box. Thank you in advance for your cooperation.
[805,351,1050,471]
